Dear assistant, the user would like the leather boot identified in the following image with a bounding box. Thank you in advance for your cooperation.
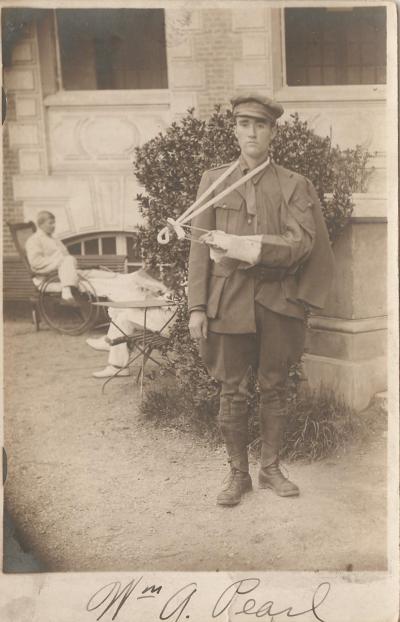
[258,412,299,497]
[217,399,252,506]
[217,468,252,506]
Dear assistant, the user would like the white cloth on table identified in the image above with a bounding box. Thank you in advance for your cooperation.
[81,269,167,301]
[85,269,176,333]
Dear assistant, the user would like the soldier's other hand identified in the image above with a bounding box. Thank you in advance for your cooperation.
[189,310,208,340]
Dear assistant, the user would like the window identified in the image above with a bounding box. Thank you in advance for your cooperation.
[56,9,168,90]
[66,234,140,271]
[84,238,99,255]
[67,242,81,255]
[285,7,386,86]
[66,235,116,256]
[102,237,117,255]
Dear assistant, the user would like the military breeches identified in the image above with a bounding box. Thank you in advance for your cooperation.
[200,304,305,414]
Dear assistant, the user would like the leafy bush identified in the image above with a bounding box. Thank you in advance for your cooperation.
[134,107,371,454]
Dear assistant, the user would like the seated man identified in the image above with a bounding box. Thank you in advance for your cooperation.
[25,210,78,303]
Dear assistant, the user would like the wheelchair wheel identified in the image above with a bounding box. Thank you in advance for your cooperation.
[38,275,100,336]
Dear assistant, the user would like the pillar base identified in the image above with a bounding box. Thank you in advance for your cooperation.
[303,353,387,412]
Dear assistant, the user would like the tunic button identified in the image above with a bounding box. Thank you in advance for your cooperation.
[247,218,252,224]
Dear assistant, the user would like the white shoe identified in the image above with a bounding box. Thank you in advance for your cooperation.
[86,336,111,352]
[61,286,74,300]
[92,365,130,378]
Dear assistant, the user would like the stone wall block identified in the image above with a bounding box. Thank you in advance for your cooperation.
[232,9,266,31]
[234,60,270,88]
[170,92,198,118]
[18,150,44,173]
[304,353,387,412]
[169,61,206,89]
[4,69,36,91]
[11,41,35,64]
[321,222,386,320]
[8,123,40,148]
[15,98,38,118]
[306,325,387,361]
[242,34,268,58]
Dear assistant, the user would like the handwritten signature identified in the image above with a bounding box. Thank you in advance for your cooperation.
[86,577,331,622]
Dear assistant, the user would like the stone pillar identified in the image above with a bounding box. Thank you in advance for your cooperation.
[304,203,387,411]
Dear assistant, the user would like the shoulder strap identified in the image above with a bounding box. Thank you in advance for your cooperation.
[176,160,239,223]
[179,157,270,224]
[157,157,270,244]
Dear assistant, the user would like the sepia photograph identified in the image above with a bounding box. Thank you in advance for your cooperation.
[0,0,398,619]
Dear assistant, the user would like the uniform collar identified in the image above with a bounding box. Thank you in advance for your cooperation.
[239,154,271,184]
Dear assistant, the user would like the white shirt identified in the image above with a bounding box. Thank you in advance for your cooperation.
[25,229,70,274]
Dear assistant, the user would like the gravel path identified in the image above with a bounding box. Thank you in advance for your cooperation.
[3,318,387,572]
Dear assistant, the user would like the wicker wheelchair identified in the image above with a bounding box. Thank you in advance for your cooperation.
[8,221,103,336]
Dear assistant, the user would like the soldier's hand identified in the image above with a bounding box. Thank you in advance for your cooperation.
[189,310,208,341]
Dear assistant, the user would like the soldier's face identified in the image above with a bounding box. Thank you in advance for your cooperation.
[234,116,276,161]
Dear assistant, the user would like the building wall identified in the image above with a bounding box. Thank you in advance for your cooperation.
[3,94,24,254]
[5,8,386,240]
[4,12,171,252]
[166,7,274,117]
[167,8,243,117]
[3,19,47,254]
[3,6,389,408]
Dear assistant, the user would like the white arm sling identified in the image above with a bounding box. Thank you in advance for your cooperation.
[157,158,270,245]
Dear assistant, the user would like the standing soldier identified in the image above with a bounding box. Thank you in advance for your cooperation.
[188,93,334,506]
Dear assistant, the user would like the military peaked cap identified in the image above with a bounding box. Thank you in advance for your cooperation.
[231,93,284,123]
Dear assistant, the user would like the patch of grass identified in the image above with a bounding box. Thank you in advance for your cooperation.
[247,386,355,463]
[281,386,354,462]
[140,383,220,444]
[141,380,358,462]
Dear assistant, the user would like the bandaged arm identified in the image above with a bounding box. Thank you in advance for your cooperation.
[202,207,315,269]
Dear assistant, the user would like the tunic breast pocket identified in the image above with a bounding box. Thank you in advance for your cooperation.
[214,192,243,234]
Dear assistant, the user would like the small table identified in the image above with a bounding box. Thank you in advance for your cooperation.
[93,298,176,397]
